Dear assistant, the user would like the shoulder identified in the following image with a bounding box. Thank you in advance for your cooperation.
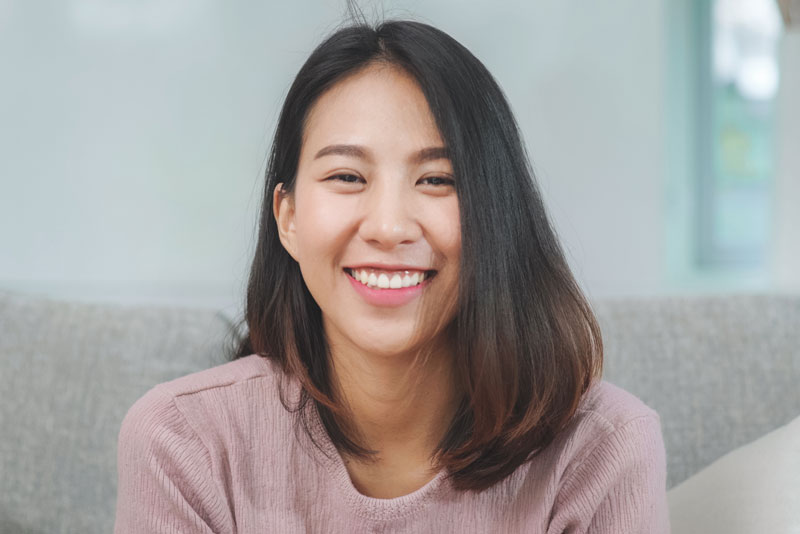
[542,381,670,531]
[558,380,664,474]
[154,353,281,399]
[575,379,661,433]
[114,358,277,532]
[119,354,292,450]
[550,379,666,491]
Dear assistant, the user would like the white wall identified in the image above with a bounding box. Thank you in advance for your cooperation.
[0,1,345,316]
[0,1,689,315]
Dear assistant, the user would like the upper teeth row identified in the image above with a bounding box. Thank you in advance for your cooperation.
[350,269,427,289]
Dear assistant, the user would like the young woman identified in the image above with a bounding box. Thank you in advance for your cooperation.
[115,17,669,534]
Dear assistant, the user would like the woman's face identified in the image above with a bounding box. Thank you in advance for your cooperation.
[274,63,461,359]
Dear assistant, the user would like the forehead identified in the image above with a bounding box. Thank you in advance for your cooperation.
[301,64,445,152]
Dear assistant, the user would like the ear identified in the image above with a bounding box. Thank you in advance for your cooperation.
[273,183,298,261]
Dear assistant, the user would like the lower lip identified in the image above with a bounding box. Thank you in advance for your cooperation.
[345,270,432,307]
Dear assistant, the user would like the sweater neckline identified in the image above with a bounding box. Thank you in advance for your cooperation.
[305,398,450,521]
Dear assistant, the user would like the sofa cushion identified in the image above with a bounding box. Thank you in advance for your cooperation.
[667,412,800,533]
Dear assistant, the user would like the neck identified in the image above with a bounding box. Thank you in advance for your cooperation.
[328,337,457,466]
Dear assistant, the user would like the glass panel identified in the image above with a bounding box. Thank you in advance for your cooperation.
[700,0,782,269]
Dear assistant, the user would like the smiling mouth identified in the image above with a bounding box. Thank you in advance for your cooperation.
[343,268,437,289]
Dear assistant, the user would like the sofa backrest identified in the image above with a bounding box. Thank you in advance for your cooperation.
[1,290,798,532]
[595,294,800,489]
[0,290,233,534]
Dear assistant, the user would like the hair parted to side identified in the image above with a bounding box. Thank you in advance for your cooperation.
[227,7,603,492]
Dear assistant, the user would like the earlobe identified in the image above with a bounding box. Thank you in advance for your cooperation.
[273,183,298,261]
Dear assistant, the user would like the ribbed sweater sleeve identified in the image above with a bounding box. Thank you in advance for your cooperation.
[547,414,670,534]
[114,386,235,534]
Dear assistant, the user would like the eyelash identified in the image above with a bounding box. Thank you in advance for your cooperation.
[327,174,455,187]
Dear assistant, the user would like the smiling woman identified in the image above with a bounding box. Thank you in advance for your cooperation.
[114,10,670,534]
[274,63,461,366]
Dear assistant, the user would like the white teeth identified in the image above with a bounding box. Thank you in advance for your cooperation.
[348,268,432,289]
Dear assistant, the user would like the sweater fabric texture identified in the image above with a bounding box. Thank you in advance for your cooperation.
[114,354,670,533]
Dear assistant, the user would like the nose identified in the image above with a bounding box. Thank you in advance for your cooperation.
[357,179,422,249]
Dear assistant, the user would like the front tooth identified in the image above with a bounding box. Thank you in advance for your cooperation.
[367,272,378,287]
[377,273,390,289]
[401,274,412,287]
[390,274,402,288]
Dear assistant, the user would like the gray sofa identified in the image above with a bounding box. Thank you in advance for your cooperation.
[1,289,799,533]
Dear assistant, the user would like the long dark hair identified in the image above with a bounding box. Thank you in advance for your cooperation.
[228,14,603,492]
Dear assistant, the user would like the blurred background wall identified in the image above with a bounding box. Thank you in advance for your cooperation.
[1,0,797,321]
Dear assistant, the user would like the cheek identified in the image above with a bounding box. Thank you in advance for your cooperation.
[293,191,350,263]
[439,200,461,258]
[419,198,461,269]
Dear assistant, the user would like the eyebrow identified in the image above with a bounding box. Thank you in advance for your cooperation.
[313,144,450,164]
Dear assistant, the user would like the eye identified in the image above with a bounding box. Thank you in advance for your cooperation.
[326,174,365,184]
[418,176,455,187]
[324,174,455,187]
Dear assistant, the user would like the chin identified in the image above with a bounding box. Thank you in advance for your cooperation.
[352,333,419,359]
[325,313,437,360]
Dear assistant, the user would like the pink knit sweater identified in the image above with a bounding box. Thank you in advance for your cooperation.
[114,354,669,533]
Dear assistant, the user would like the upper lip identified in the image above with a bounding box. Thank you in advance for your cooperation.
[344,263,436,272]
